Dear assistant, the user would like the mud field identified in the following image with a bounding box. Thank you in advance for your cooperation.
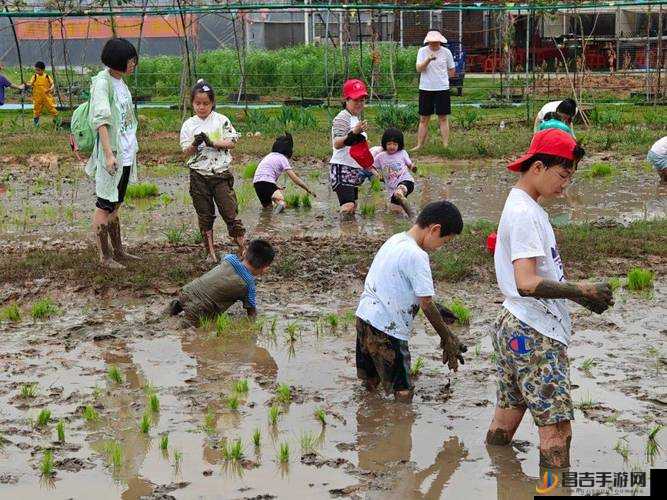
[0,150,665,499]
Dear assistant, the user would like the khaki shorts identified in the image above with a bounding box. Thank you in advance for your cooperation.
[492,309,574,427]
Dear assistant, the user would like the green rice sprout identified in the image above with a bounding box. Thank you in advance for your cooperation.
[160,434,169,452]
[608,277,622,292]
[276,383,291,404]
[203,408,217,434]
[448,299,471,325]
[300,432,318,454]
[576,392,597,410]
[285,321,300,342]
[103,440,123,469]
[148,393,160,413]
[277,441,290,463]
[314,408,326,426]
[222,438,244,461]
[125,182,159,199]
[199,315,213,330]
[56,420,65,443]
[325,313,339,329]
[20,383,38,399]
[268,405,281,426]
[285,193,301,208]
[226,394,240,411]
[269,317,277,338]
[215,312,232,336]
[107,365,123,384]
[586,162,614,178]
[301,194,312,209]
[40,450,54,477]
[490,352,498,364]
[614,438,630,461]
[233,379,249,395]
[92,385,103,400]
[473,343,482,357]
[410,356,425,376]
[36,409,51,427]
[173,449,183,471]
[82,405,99,423]
[581,358,596,372]
[369,177,382,192]
[646,425,663,465]
[30,298,59,320]
[139,412,151,434]
[242,162,258,179]
[360,203,376,218]
[163,225,187,244]
[252,428,261,448]
[626,268,654,291]
[0,303,21,322]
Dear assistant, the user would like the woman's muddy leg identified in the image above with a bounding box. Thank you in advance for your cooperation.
[393,186,414,218]
[92,207,124,269]
[108,207,140,261]
[486,406,526,445]
[538,421,572,468]
[394,389,414,403]
[340,201,356,220]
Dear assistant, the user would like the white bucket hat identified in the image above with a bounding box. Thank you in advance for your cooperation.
[424,30,447,44]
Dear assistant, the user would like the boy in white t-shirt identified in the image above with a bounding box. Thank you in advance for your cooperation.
[486,129,614,469]
[355,200,467,402]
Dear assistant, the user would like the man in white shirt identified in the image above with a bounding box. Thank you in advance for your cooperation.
[486,129,614,469]
[413,31,456,150]
[355,200,467,402]
[647,136,667,182]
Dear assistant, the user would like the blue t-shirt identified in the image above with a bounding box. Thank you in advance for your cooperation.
[537,118,574,137]
[0,75,11,105]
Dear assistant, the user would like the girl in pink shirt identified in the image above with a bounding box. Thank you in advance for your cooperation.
[253,133,315,213]
[373,128,417,217]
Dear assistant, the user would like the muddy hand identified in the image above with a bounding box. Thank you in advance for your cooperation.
[577,282,614,314]
[104,151,118,175]
[441,335,465,372]
[201,133,214,148]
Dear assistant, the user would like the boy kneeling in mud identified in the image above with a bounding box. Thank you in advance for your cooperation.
[167,239,275,323]
[355,200,467,402]
[486,129,613,469]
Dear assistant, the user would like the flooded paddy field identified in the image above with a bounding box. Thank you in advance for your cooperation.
[1,150,665,499]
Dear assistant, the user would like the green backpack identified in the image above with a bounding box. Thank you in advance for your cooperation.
[69,74,113,154]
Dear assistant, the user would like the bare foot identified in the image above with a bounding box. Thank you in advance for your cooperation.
[273,202,286,214]
[100,258,125,270]
[115,251,141,261]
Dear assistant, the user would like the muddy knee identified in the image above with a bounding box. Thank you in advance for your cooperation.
[486,428,512,446]
[539,444,571,468]
[197,214,215,232]
[394,389,414,403]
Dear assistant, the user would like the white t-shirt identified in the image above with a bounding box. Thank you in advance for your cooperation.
[534,101,561,131]
[356,232,435,341]
[417,46,455,91]
[650,136,667,157]
[111,77,138,166]
[329,109,365,168]
[180,111,238,176]
[495,188,571,345]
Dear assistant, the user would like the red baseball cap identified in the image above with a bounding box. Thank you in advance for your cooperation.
[342,79,368,100]
[507,128,577,172]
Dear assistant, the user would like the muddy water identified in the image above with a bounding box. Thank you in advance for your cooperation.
[1,278,665,498]
[0,156,664,247]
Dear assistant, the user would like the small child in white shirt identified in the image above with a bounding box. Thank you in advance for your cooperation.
[373,128,417,218]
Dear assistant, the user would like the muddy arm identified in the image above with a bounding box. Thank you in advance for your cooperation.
[285,169,314,195]
[514,258,613,314]
[419,296,465,372]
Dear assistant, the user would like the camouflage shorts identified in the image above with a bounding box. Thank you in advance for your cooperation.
[492,309,574,427]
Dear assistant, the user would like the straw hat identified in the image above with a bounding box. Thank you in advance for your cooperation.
[424,30,447,44]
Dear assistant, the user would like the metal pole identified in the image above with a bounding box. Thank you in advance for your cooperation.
[304,0,309,45]
[399,10,404,47]
[459,2,463,46]
[339,10,343,45]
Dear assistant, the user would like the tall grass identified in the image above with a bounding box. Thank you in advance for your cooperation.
[30,298,59,320]
[0,303,20,322]
[626,268,654,291]
[125,182,159,199]
[448,299,472,325]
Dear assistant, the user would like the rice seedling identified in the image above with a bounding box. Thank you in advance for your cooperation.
[30,298,59,320]
[56,420,65,443]
[301,194,312,209]
[226,394,240,411]
[285,193,301,208]
[490,352,498,364]
[614,438,630,461]
[324,313,339,330]
[285,321,300,342]
[608,277,622,292]
[580,358,596,372]
[252,428,261,448]
[626,268,654,291]
[268,405,281,426]
[242,162,258,179]
[215,312,232,336]
[276,383,291,404]
[300,432,318,454]
[139,412,151,434]
[104,440,123,469]
[173,449,183,471]
[40,450,54,477]
[314,408,326,426]
[189,229,204,244]
[360,202,376,218]
[473,343,482,357]
[125,182,159,199]
[269,317,277,339]
[585,162,614,178]
[82,405,100,423]
[645,425,663,465]
[0,303,20,322]
[36,409,51,427]
[341,310,356,328]
[163,225,187,244]
[107,365,123,384]
[199,315,213,330]
[222,438,244,461]
[369,177,382,193]
[160,434,169,451]
[448,299,471,325]
[20,383,38,398]
[233,379,249,395]
[92,385,103,400]
[410,356,425,376]
[575,393,597,410]
[203,408,217,434]
[277,442,290,463]
[148,393,160,413]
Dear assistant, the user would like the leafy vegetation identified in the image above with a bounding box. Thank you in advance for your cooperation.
[626,268,654,291]
[30,298,60,320]
[0,303,21,322]
[125,182,159,199]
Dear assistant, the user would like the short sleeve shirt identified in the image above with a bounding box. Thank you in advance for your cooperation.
[0,75,11,105]
[329,109,365,168]
[253,152,292,184]
[417,46,455,91]
[373,150,414,198]
[356,232,435,341]
[111,77,138,166]
[180,111,238,175]
[494,188,571,345]
[534,101,561,131]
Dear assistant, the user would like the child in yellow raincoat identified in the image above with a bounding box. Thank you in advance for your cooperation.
[25,61,59,127]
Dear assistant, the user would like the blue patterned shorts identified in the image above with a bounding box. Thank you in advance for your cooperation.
[492,308,574,426]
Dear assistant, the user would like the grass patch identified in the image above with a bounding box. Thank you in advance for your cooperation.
[575,393,597,410]
[285,321,300,343]
[626,267,654,291]
[277,441,290,463]
[584,162,614,178]
[82,405,100,423]
[252,428,261,448]
[276,383,291,404]
[646,425,663,465]
[222,438,244,461]
[203,408,217,434]
[226,394,240,411]
[448,299,472,325]
[580,358,597,372]
[410,356,425,376]
[20,383,38,399]
[30,298,59,320]
[125,182,159,199]
[163,225,188,245]
[215,312,232,336]
[608,277,622,292]
[614,438,630,461]
[139,412,151,434]
[300,432,318,454]
[233,379,249,395]
[268,405,281,426]
[360,202,376,218]
[36,408,51,427]
[242,162,258,179]
[40,450,54,477]
[369,177,382,193]
[160,434,169,452]
[0,303,21,322]
[148,393,160,413]
[301,194,312,209]
[56,420,65,443]
[103,440,123,469]
[285,193,301,208]
[107,365,123,384]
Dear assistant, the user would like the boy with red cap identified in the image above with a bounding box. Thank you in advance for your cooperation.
[486,129,614,469]
[330,79,375,220]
